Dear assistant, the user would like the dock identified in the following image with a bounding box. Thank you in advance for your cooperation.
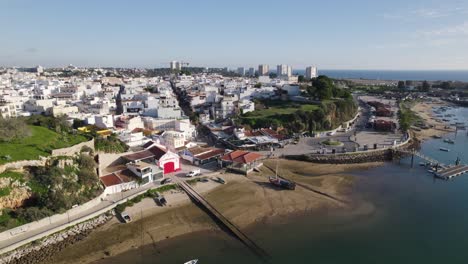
[435,165,468,180]
[177,181,270,262]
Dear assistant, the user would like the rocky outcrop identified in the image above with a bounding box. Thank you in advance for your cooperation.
[0,214,112,264]
[0,178,31,211]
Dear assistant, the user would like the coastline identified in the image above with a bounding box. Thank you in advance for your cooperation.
[411,100,454,141]
[45,160,382,264]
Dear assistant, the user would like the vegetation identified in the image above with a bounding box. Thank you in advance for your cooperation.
[95,134,129,153]
[0,153,102,230]
[240,92,357,134]
[398,101,422,131]
[322,139,342,146]
[0,125,88,164]
[0,117,31,142]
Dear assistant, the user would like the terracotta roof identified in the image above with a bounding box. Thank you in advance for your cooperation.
[100,173,122,187]
[195,148,225,160]
[221,150,263,164]
[115,169,138,182]
[148,146,167,160]
[187,146,208,155]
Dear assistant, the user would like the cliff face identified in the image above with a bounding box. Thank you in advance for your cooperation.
[0,178,31,211]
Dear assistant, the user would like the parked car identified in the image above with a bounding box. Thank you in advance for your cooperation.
[120,212,132,223]
[186,169,201,177]
[154,194,167,206]
[161,178,172,185]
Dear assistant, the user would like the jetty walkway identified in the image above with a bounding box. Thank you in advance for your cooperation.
[177,180,270,262]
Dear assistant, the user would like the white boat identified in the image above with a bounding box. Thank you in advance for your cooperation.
[184,260,198,264]
[440,147,450,152]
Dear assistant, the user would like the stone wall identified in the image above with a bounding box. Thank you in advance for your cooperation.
[286,137,418,164]
[0,159,46,174]
[51,138,95,157]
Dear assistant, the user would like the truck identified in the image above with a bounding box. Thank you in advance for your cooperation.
[186,169,201,177]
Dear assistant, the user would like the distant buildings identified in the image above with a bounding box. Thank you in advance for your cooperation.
[305,66,318,79]
[258,64,269,76]
[237,67,245,76]
[248,67,255,77]
[277,64,292,77]
[170,61,182,71]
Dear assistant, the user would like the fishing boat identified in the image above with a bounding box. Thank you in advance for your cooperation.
[440,147,450,152]
[443,138,455,144]
[184,259,198,264]
[269,162,296,190]
[432,135,442,139]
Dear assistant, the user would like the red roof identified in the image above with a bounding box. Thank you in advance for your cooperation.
[195,148,225,160]
[148,146,167,160]
[100,173,123,187]
[221,150,263,164]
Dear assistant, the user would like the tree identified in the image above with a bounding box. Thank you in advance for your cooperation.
[0,117,31,142]
[421,81,430,92]
[398,81,406,91]
[441,81,451,90]
[254,83,262,88]
[312,76,334,100]
[298,75,305,83]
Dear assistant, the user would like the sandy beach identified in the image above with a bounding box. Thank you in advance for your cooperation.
[411,100,454,140]
[46,159,381,264]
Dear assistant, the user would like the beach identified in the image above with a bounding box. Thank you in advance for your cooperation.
[46,159,381,264]
[411,100,454,140]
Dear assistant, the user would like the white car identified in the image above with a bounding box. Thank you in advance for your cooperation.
[186,169,201,177]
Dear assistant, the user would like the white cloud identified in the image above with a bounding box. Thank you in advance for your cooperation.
[421,22,468,37]
[382,6,467,20]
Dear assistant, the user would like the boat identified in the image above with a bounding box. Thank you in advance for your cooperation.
[184,260,198,264]
[432,135,442,139]
[214,177,226,184]
[419,162,427,166]
[440,147,450,152]
[269,162,296,190]
[443,138,455,144]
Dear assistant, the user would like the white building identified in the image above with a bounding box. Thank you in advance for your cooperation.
[170,61,182,71]
[237,67,245,76]
[305,66,318,79]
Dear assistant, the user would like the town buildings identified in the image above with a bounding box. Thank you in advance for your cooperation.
[258,64,269,76]
[305,66,318,79]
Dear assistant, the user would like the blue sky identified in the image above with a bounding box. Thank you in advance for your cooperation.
[1,0,468,69]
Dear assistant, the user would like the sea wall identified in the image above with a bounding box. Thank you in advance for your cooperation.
[286,136,418,164]
[0,214,112,264]
[51,138,95,157]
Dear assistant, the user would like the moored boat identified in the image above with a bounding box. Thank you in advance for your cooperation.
[443,138,455,144]
[440,147,450,152]
[184,259,198,264]
[269,176,296,190]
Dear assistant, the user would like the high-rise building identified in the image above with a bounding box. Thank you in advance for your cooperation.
[277,64,292,77]
[237,67,245,76]
[248,67,255,76]
[170,61,177,70]
[258,64,269,76]
[305,66,318,79]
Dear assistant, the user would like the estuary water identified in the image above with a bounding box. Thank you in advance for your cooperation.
[96,107,468,264]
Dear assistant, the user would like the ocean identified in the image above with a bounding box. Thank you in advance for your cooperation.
[94,107,468,264]
[292,69,468,82]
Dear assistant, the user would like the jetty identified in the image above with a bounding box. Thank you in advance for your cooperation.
[434,165,468,180]
[177,180,270,262]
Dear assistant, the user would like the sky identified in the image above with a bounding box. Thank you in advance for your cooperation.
[1,0,468,70]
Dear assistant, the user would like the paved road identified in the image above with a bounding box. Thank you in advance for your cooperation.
[0,161,223,254]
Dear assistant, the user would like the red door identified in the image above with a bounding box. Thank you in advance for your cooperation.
[163,162,175,174]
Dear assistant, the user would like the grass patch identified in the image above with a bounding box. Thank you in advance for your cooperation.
[0,171,25,182]
[322,139,342,146]
[0,126,88,165]
[243,100,320,119]
[0,187,12,197]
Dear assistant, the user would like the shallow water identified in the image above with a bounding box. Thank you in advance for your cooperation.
[95,107,468,264]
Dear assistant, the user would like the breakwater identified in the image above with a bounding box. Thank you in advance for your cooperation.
[286,139,418,164]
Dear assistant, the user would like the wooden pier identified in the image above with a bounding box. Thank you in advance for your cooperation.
[435,165,468,180]
[177,180,270,262]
